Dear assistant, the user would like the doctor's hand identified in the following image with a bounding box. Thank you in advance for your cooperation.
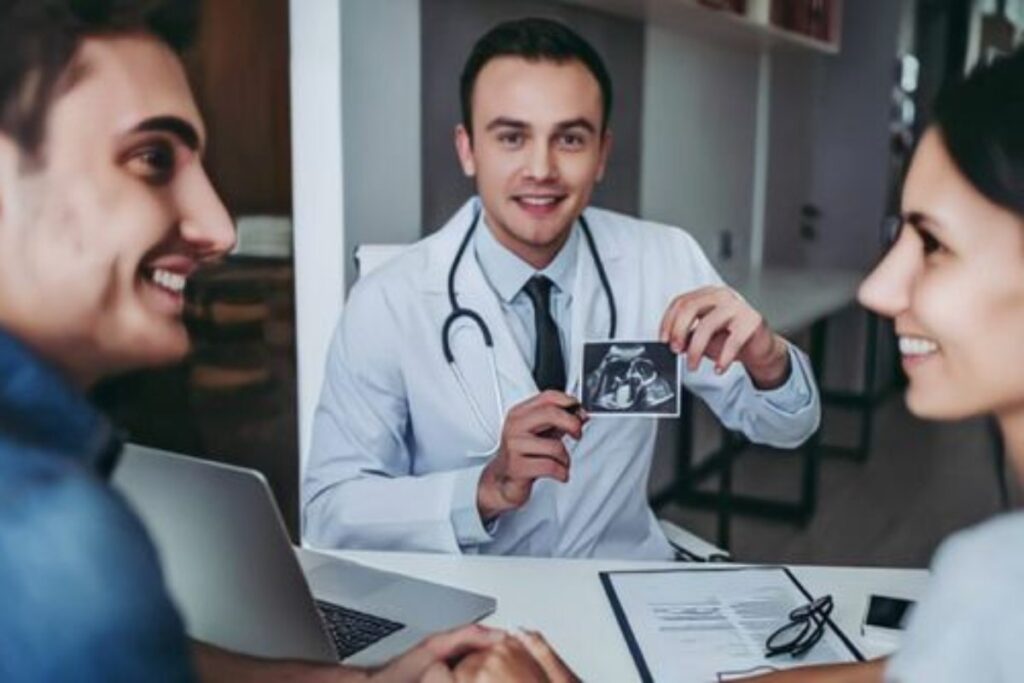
[660,286,791,390]
[477,391,586,523]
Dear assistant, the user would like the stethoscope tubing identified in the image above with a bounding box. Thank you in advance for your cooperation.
[442,206,617,453]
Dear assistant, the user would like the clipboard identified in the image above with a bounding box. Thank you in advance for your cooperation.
[600,566,864,683]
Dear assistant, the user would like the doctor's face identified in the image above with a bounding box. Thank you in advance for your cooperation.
[858,129,1024,422]
[0,35,235,387]
[455,56,611,269]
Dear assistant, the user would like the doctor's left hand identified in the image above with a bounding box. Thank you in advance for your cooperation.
[477,391,586,523]
[660,285,791,390]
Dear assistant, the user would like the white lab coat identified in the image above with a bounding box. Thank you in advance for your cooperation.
[303,198,820,559]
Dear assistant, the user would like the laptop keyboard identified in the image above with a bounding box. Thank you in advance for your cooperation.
[315,599,406,660]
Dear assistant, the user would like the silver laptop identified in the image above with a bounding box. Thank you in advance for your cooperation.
[113,445,495,666]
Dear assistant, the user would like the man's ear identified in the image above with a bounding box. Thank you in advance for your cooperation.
[595,129,613,183]
[0,134,16,223]
[454,124,476,178]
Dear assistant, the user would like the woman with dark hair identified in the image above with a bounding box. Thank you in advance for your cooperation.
[736,46,1024,683]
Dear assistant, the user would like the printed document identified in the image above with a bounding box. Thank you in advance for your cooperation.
[601,567,860,683]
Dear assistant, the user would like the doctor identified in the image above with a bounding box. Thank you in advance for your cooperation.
[303,17,820,559]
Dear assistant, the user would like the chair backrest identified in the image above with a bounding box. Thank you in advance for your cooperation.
[354,244,409,279]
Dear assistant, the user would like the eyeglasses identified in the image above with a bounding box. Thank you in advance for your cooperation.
[765,595,834,659]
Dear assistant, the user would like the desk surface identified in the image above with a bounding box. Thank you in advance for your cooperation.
[723,266,864,335]
[321,550,928,682]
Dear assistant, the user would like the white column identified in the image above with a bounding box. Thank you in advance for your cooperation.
[749,48,771,271]
[289,0,345,484]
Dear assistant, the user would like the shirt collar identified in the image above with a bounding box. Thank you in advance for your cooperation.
[0,326,121,478]
[473,214,580,304]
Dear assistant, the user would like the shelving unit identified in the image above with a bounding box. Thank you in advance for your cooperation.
[560,0,842,55]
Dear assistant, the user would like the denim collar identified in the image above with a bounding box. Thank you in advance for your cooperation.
[0,327,121,478]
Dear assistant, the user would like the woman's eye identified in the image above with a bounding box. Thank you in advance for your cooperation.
[918,228,943,256]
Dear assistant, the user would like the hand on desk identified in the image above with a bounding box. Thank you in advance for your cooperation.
[660,286,791,390]
[477,391,587,522]
[194,625,575,683]
[452,630,579,683]
[366,626,577,683]
[365,625,505,682]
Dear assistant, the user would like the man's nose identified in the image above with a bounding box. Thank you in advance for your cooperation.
[525,142,558,181]
[178,166,236,259]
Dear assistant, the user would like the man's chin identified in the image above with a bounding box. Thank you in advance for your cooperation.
[123,328,192,373]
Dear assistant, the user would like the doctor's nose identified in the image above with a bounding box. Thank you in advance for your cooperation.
[524,142,558,182]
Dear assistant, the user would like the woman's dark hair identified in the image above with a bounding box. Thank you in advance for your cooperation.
[459,17,613,137]
[933,47,1024,216]
[0,0,198,159]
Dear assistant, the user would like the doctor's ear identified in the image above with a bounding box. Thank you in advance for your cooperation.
[595,129,613,183]
[454,124,477,178]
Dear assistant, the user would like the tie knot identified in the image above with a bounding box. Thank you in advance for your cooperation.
[523,275,555,307]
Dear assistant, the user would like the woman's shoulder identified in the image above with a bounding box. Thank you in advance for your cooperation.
[932,511,1024,573]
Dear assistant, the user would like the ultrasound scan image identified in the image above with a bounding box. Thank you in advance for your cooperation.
[582,342,679,416]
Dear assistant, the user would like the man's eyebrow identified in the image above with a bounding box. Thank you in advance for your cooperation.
[484,117,528,132]
[131,116,202,151]
[482,117,599,134]
[554,118,597,134]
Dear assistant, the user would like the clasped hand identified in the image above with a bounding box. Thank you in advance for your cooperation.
[363,625,578,683]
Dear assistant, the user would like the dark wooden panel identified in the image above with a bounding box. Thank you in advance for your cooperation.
[184,0,292,215]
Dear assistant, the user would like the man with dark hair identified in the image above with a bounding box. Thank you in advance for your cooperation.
[0,1,565,680]
[305,18,820,559]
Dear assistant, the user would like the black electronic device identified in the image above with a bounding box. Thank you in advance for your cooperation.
[861,594,915,644]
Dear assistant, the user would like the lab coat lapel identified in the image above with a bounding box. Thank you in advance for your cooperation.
[566,215,618,399]
[454,252,538,409]
[426,200,537,418]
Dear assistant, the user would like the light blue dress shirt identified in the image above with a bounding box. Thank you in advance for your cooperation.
[473,216,580,377]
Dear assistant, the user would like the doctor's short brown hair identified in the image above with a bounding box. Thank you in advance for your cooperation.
[459,17,614,138]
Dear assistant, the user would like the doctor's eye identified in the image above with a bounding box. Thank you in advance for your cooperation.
[558,132,587,150]
[496,131,525,149]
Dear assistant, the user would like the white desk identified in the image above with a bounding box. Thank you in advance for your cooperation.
[319,550,928,682]
[724,266,864,336]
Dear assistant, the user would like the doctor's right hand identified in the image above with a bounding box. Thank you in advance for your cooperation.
[476,391,586,523]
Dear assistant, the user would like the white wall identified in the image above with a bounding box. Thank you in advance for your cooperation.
[640,23,760,266]
[342,0,421,289]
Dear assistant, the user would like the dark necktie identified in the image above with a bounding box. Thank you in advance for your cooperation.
[522,276,566,392]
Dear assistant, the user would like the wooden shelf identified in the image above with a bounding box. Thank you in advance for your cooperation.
[561,0,841,55]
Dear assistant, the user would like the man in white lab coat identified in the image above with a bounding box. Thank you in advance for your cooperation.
[303,17,820,559]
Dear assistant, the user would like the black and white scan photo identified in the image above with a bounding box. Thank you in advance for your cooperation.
[581,341,680,417]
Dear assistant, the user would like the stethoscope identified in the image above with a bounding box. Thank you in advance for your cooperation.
[441,206,617,456]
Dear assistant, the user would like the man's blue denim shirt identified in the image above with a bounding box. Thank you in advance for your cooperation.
[0,328,196,682]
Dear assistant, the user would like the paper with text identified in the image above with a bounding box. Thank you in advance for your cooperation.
[602,567,860,683]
